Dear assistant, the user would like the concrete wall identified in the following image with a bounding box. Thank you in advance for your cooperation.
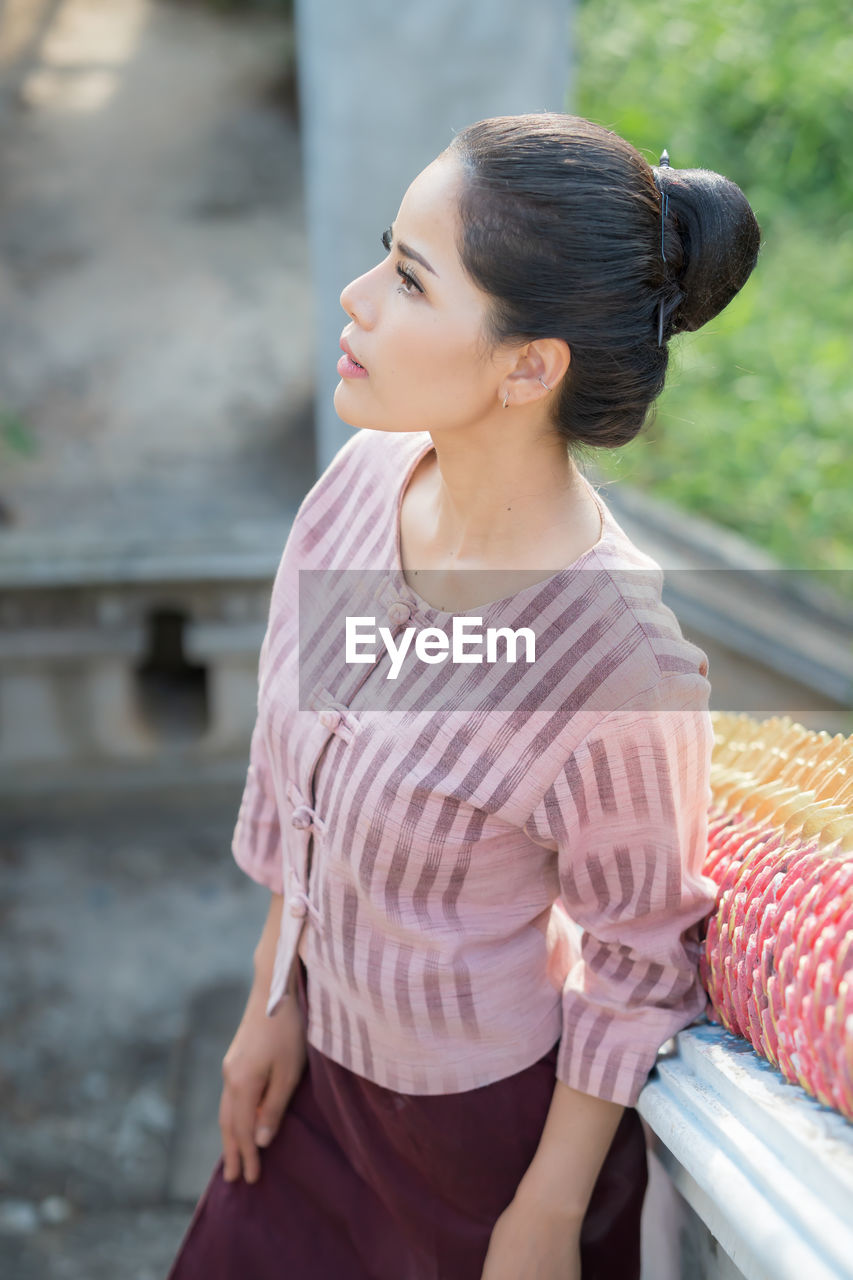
[294,0,573,468]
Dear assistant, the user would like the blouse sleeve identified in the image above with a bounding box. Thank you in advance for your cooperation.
[527,673,717,1106]
[231,715,284,894]
[229,490,305,897]
[231,600,285,895]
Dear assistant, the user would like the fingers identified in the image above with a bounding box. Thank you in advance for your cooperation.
[219,1090,245,1184]
[220,1066,266,1185]
[253,1062,298,1149]
[217,1008,307,1185]
[219,1062,301,1182]
[219,1091,258,1184]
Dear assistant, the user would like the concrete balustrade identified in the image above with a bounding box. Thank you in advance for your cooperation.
[639,1025,853,1280]
[0,575,272,798]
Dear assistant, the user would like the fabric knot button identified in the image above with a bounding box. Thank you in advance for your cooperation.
[319,706,342,732]
[387,601,412,626]
[291,805,314,830]
[288,898,308,917]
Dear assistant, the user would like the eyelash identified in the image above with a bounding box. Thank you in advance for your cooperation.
[381,227,424,296]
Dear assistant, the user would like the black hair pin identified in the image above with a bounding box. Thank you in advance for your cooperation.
[657,149,671,346]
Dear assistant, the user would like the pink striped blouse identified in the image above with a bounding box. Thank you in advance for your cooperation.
[232,427,717,1106]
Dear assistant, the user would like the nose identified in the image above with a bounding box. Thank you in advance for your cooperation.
[340,260,382,327]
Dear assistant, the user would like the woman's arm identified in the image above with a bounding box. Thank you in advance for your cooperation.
[516,1079,624,1217]
[219,892,308,1184]
[483,678,714,1276]
[481,1081,623,1280]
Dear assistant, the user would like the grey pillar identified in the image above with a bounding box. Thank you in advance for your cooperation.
[294,1,573,472]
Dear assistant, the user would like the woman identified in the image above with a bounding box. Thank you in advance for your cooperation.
[168,113,760,1279]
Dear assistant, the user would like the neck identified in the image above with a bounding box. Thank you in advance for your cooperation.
[417,424,587,567]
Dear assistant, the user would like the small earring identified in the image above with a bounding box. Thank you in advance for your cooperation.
[538,377,551,391]
[502,392,509,409]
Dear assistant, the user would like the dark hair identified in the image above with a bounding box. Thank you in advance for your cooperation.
[446,113,761,453]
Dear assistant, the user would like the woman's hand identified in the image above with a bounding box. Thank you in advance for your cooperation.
[480,1192,582,1279]
[480,1075,624,1277]
[218,970,307,1184]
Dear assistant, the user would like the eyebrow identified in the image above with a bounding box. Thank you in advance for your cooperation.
[390,224,438,277]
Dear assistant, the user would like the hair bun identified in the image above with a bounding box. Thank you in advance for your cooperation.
[653,165,761,335]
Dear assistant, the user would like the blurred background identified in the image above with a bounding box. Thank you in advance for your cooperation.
[0,1,850,1276]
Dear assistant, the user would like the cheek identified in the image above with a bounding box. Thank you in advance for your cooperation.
[398,317,489,392]
[431,341,495,411]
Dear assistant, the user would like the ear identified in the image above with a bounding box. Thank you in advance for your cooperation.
[502,337,570,406]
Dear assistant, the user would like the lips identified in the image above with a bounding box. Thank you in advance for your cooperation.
[340,336,366,371]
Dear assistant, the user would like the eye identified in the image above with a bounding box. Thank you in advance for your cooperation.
[396,263,424,295]
[381,227,424,296]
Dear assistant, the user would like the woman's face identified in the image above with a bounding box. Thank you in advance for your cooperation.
[335,153,510,435]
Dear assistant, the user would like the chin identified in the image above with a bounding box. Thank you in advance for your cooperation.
[332,382,362,428]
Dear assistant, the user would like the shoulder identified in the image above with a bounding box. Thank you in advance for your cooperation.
[268,430,430,588]
[294,428,427,522]
[586,491,710,686]
[528,491,711,745]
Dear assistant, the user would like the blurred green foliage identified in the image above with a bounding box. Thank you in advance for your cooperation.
[0,405,35,459]
[179,0,292,13]
[576,0,853,595]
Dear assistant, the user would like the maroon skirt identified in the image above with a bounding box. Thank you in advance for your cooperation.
[167,958,647,1279]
